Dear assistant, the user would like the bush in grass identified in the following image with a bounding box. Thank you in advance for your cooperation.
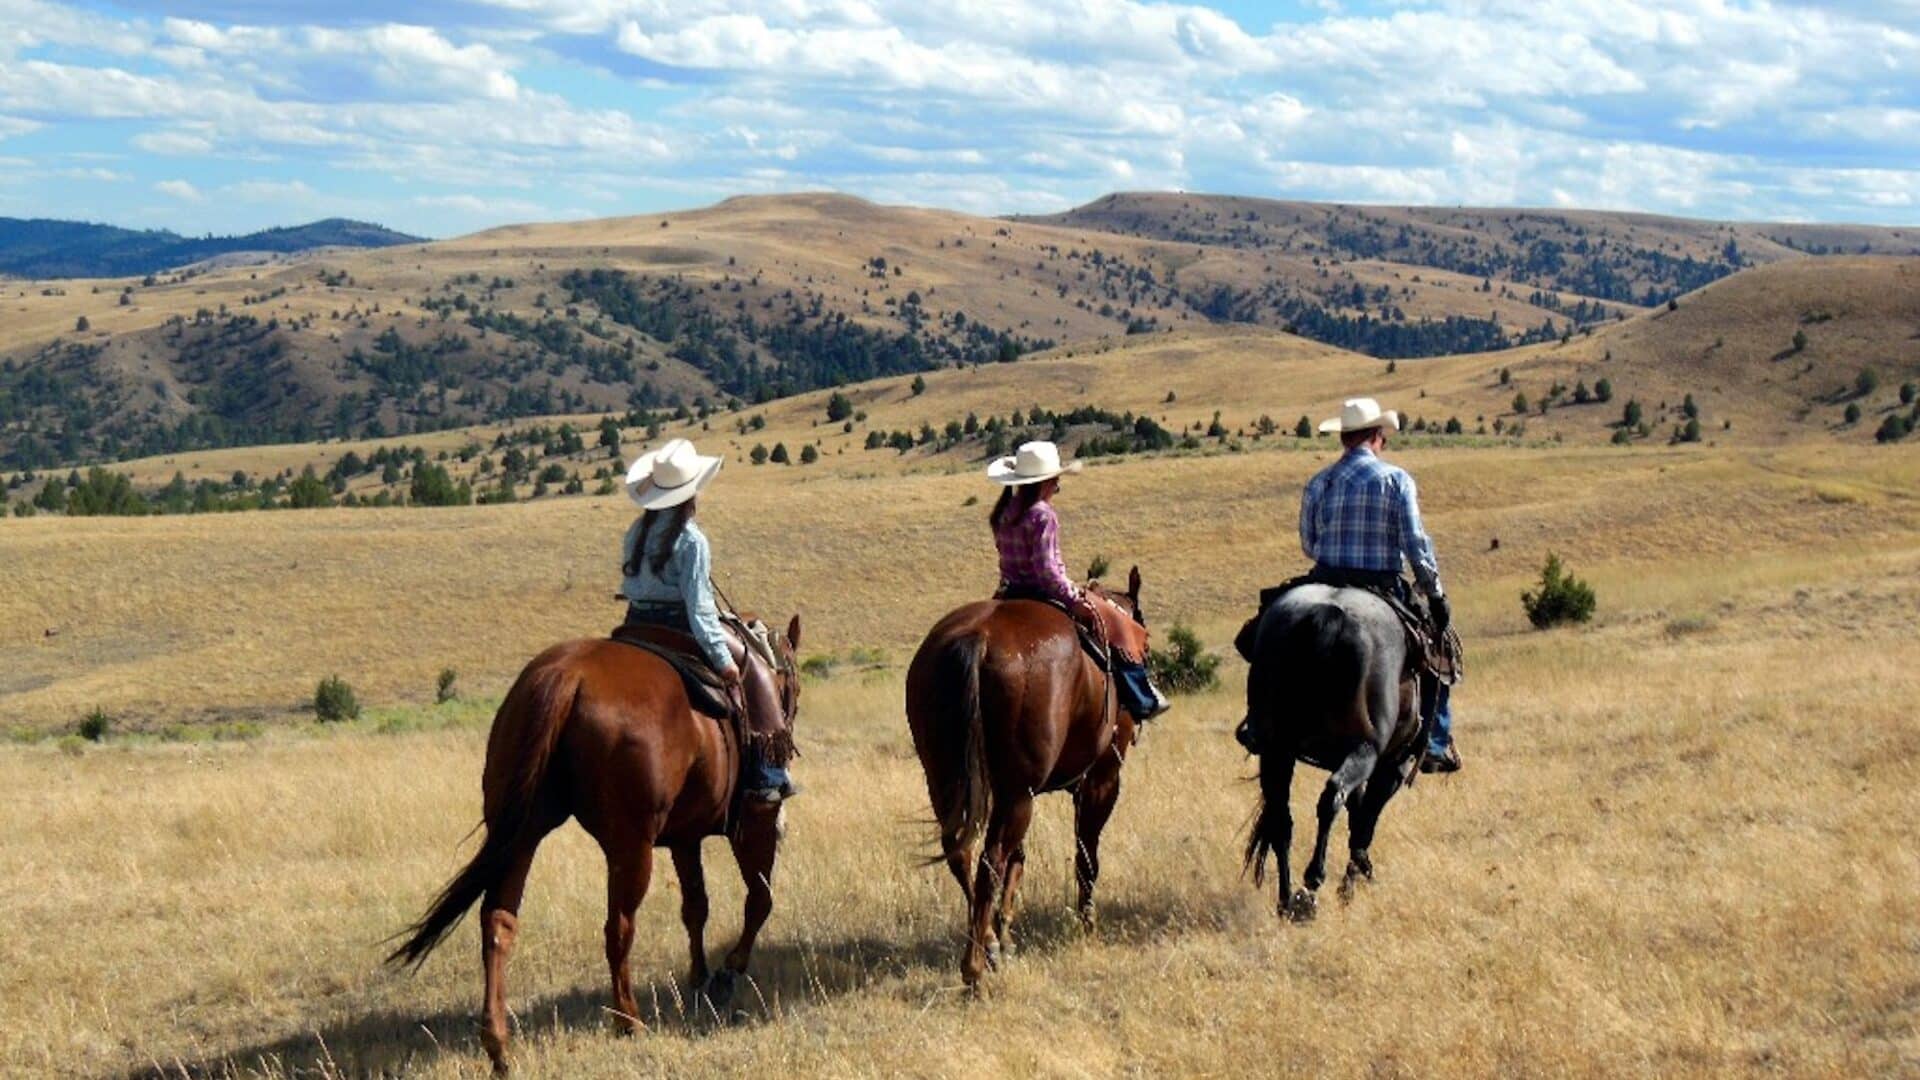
[1521,552,1596,629]
[315,675,360,722]
[77,708,111,742]
[1147,624,1221,694]
[1086,554,1111,580]
[436,668,458,704]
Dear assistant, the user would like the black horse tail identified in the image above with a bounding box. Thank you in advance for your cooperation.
[927,633,991,862]
[386,657,578,969]
[1245,603,1365,882]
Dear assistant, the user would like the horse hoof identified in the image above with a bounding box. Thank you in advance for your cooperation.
[984,940,1002,971]
[1288,889,1318,922]
[701,970,739,1018]
[1077,903,1097,933]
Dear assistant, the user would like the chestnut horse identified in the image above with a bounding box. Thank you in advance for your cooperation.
[905,569,1149,989]
[387,617,801,1074]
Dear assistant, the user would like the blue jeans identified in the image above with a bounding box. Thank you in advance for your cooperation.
[1115,660,1158,720]
[746,749,789,793]
[1427,683,1454,755]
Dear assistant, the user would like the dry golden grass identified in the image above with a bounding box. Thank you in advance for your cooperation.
[4,322,1919,1076]
[2,550,1916,1077]
[7,433,1918,734]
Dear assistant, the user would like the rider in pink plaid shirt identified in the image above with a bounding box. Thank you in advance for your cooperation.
[995,499,1080,607]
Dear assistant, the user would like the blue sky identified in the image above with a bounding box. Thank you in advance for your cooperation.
[1,0,1916,237]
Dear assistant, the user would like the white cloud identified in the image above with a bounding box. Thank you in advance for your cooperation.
[0,0,1914,228]
[131,129,213,154]
[154,178,203,201]
[224,179,316,201]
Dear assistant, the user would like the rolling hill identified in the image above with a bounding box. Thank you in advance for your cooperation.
[1,193,1914,474]
[0,217,423,280]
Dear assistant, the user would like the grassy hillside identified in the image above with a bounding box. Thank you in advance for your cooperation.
[1025,191,1920,308]
[2,271,1918,1073]
[7,193,1912,474]
[1,438,1916,1076]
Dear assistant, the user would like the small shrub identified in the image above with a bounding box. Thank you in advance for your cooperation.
[1898,382,1916,406]
[315,675,360,722]
[1522,552,1596,629]
[1664,614,1717,638]
[1855,368,1879,397]
[58,734,86,757]
[436,668,458,704]
[77,708,111,742]
[1086,554,1111,580]
[1146,624,1221,694]
[800,655,837,679]
[825,391,853,422]
[1844,402,1862,425]
[1876,415,1911,443]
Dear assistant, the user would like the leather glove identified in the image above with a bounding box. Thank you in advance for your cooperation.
[1429,593,1452,634]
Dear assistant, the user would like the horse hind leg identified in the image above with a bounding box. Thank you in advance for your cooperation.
[993,841,1027,960]
[1340,763,1406,903]
[1304,744,1378,899]
[603,841,657,1037]
[963,793,1033,991]
[1251,753,1302,921]
[479,821,559,1075]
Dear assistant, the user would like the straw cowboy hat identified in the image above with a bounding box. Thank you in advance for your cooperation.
[987,440,1084,486]
[625,437,722,510]
[1318,397,1402,435]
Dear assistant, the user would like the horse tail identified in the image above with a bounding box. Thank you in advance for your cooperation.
[1244,603,1364,881]
[386,656,579,969]
[924,633,991,861]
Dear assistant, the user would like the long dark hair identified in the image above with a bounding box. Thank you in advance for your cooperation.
[989,483,1044,531]
[624,499,695,577]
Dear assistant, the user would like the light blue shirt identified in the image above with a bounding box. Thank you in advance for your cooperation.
[1300,447,1444,597]
[620,518,734,673]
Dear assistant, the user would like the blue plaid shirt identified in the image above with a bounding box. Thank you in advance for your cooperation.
[1300,447,1443,596]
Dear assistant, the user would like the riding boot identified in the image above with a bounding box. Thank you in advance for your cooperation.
[726,633,796,801]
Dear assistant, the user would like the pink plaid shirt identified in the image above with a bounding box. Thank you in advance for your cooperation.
[995,500,1079,606]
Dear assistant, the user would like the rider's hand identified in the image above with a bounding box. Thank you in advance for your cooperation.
[1430,593,1452,634]
[720,663,744,690]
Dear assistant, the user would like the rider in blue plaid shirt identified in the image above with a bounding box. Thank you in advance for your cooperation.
[1300,398,1460,773]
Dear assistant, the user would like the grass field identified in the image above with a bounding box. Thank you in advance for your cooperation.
[3,421,1919,1076]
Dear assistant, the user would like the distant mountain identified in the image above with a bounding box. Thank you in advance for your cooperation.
[0,217,426,279]
[2,192,1914,473]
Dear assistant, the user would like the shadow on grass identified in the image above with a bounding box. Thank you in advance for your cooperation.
[124,892,1197,1077]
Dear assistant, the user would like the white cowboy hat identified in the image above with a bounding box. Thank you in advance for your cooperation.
[1318,397,1402,435]
[624,437,722,510]
[986,440,1084,486]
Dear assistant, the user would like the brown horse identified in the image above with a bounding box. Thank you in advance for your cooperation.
[905,569,1149,989]
[387,616,801,1074]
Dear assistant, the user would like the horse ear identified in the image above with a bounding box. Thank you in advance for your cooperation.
[786,613,802,651]
[1128,565,1142,598]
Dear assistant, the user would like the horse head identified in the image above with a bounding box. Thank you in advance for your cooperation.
[1090,564,1147,624]
[773,614,803,726]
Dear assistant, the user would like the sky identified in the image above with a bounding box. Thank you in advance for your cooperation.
[0,0,1916,238]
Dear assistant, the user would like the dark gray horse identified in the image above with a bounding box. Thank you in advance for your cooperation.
[1242,584,1424,920]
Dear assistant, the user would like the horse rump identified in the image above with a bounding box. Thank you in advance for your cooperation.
[1243,601,1366,880]
[385,653,580,969]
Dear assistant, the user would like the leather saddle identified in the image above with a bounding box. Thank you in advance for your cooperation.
[1236,573,1462,685]
[993,585,1113,672]
[608,623,738,720]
